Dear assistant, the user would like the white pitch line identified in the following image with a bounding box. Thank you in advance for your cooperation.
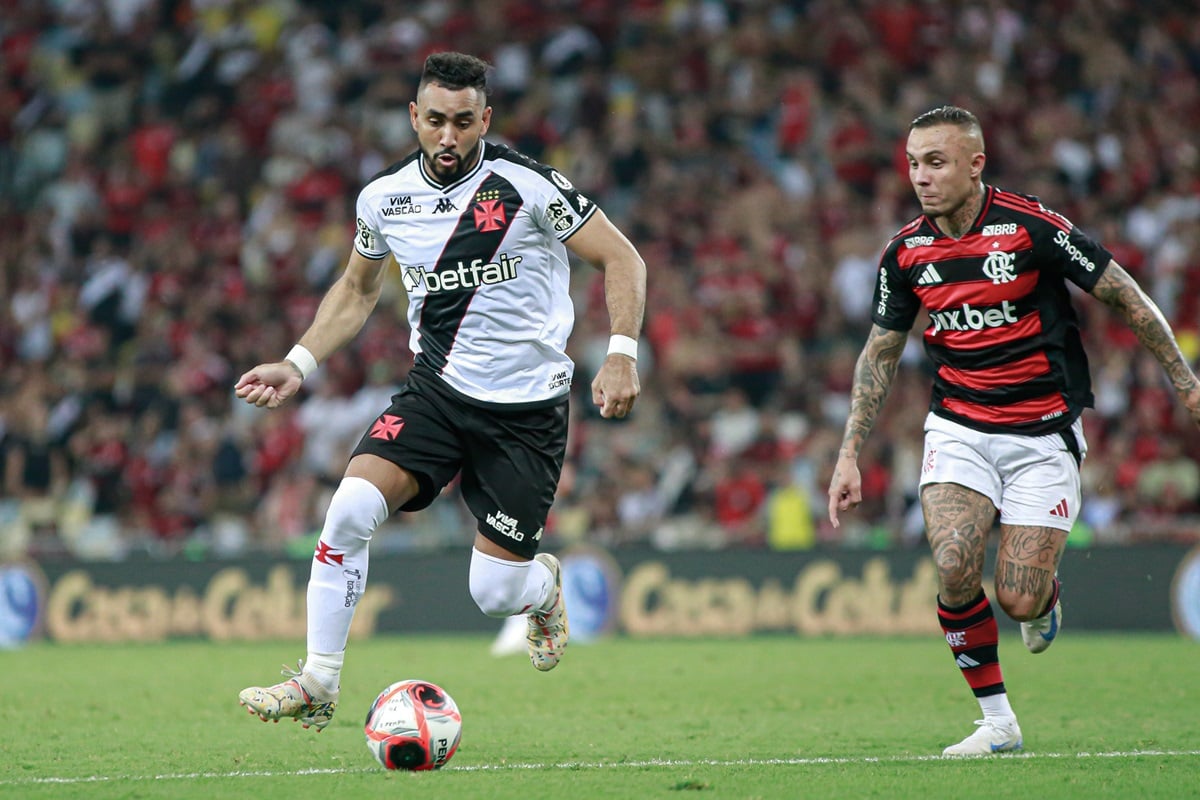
[5,750,1200,786]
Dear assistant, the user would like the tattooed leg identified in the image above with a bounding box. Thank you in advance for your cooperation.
[995,525,1067,621]
[921,483,997,606]
[924,483,1016,724]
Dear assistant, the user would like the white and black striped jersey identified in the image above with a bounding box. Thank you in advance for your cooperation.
[354,140,598,407]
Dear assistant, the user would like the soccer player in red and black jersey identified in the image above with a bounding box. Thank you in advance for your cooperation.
[828,106,1200,756]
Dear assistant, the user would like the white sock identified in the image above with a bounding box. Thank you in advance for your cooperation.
[305,476,389,687]
[979,693,1016,724]
[304,651,343,695]
[468,548,553,617]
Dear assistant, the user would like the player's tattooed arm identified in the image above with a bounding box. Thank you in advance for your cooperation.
[839,325,908,458]
[1091,260,1200,420]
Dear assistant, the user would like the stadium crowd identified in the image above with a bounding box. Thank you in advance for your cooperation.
[1,0,1199,561]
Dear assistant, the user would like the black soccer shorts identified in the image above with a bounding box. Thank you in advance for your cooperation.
[351,368,568,560]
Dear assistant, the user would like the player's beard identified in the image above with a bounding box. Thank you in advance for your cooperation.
[424,142,480,184]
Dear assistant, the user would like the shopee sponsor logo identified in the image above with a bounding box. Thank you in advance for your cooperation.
[1054,230,1097,272]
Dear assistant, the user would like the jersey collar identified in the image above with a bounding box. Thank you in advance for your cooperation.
[921,184,995,238]
[418,140,487,192]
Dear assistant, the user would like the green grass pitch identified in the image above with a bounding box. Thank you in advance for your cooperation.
[2,634,1197,799]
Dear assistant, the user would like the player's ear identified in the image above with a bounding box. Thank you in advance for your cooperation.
[970,151,986,179]
[480,105,492,136]
[409,101,419,132]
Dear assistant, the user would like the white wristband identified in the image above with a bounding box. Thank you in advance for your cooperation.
[285,344,319,380]
[607,334,639,360]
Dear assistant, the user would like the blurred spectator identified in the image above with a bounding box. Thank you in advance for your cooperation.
[1136,436,1200,515]
[2,386,69,556]
[1,1,1198,558]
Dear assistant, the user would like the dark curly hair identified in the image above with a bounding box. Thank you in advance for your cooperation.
[420,52,490,94]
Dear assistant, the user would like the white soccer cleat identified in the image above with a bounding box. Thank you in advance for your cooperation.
[527,553,569,671]
[942,719,1023,756]
[238,660,338,731]
[1021,597,1062,654]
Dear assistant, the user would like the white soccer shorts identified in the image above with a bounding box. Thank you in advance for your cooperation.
[918,412,1086,531]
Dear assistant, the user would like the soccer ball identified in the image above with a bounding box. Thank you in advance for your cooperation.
[364,679,462,771]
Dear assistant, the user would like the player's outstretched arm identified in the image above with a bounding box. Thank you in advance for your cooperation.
[234,249,392,409]
[828,325,908,527]
[566,210,647,419]
[1090,260,1200,427]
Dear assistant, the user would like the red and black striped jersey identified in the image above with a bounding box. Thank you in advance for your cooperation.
[871,185,1113,435]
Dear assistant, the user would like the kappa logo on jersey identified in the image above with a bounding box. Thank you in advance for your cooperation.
[433,197,458,214]
[930,300,1019,334]
[381,195,422,216]
[369,413,404,441]
[314,541,344,565]
[547,199,575,232]
[916,263,943,285]
[982,250,1017,284]
[402,253,522,293]
[1054,229,1097,272]
[905,235,935,248]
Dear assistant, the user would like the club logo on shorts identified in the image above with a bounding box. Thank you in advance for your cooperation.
[923,448,937,475]
[370,414,404,441]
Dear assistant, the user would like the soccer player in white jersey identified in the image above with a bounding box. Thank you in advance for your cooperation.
[234,52,646,731]
[827,105,1200,756]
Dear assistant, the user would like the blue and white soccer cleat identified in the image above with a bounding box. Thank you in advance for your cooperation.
[1021,598,1062,654]
[942,719,1023,756]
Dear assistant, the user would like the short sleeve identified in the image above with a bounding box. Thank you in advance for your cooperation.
[1032,206,1112,291]
[871,249,921,331]
[354,189,389,260]
[536,169,598,241]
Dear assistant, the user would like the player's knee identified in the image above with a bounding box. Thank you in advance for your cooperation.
[321,477,388,551]
[469,579,525,618]
[995,587,1041,621]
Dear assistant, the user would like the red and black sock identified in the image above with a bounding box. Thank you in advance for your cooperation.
[938,591,1005,698]
[1037,576,1061,618]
